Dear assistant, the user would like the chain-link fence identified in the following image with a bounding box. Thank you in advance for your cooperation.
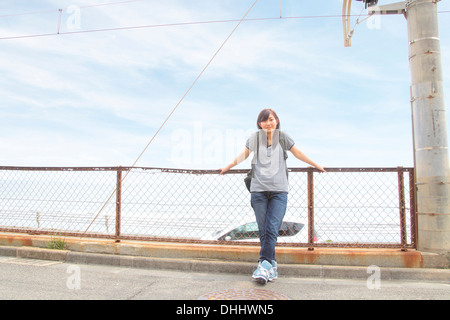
[0,166,416,249]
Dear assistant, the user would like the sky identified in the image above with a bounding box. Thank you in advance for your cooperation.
[0,0,449,170]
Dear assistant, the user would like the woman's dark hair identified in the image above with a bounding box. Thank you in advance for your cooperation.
[257,108,280,129]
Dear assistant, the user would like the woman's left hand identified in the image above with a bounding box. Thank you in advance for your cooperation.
[316,166,327,173]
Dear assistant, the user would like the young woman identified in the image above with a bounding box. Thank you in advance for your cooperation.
[219,108,326,284]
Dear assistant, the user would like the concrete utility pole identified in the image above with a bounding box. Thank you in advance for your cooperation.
[350,0,450,254]
[406,0,450,254]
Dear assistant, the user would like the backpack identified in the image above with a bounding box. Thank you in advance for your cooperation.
[244,130,289,192]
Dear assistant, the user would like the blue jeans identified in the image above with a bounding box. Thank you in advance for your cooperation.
[250,192,288,263]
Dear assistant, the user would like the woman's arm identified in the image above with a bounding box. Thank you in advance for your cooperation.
[219,148,251,175]
[289,145,326,172]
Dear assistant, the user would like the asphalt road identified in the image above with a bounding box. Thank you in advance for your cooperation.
[0,256,448,301]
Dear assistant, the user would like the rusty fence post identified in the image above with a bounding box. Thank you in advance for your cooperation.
[115,166,122,242]
[409,168,417,248]
[397,167,407,250]
[307,169,315,250]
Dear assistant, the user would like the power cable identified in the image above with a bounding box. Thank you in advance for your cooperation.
[1,11,449,41]
[0,0,145,18]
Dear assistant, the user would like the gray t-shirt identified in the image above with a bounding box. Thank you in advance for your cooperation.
[245,130,295,193]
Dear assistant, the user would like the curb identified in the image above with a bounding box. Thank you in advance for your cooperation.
[1,245,449,283]
[1,232,449,268]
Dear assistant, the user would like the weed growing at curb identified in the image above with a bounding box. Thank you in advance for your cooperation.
[48,236,67,250]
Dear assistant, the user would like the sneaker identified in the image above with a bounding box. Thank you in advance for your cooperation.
[252,260,272,284]
[268,260,278,281]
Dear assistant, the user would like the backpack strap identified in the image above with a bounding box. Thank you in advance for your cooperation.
[279,131,289,160]
[249,132,259,178]
[279,131,289,178]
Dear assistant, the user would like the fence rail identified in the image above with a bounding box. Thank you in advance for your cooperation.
[0,166,417,249]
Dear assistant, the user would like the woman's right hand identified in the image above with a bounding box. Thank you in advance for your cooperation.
[219,166,230,175]
[219,148,249,175]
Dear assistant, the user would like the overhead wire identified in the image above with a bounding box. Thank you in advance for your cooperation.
[0,0,145,18]
[78,0,145,9]
[345,7,366,45]
[0,15,342,41]
[1,10,450,41]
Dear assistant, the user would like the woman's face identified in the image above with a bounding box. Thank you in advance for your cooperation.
[259,113,278,133]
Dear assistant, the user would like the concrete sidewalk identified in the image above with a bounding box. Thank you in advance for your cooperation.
[0,232,448,283]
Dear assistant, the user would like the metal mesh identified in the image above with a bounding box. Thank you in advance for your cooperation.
[0,166,416,248]
[0,168,116,235]
[313,170,413,245]
[119,169,254,240]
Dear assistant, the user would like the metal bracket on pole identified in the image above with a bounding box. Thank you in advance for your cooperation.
[343,0,353,47]
[368,1,406,15]
[343,1,407,47]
